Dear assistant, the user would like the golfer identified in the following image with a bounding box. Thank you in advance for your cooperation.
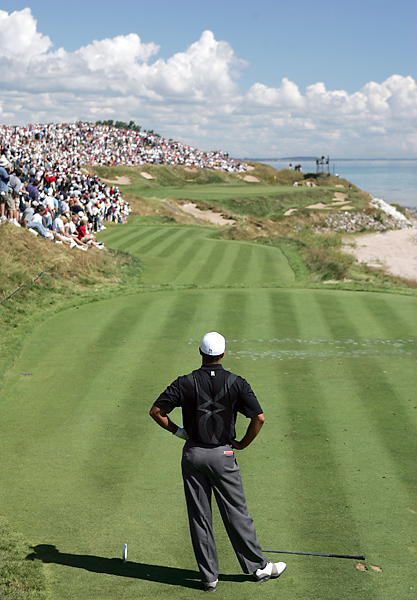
[150,332,286,592]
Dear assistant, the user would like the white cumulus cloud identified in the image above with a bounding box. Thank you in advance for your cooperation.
[0,8,52,59]
[246,78,305,108]
[0,8,415,158]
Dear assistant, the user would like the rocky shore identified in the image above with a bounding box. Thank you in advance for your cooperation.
[314,197,412,233]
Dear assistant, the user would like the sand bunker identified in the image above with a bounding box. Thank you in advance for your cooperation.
[286,191,352,215]
[307,202,352,210]
[243,175,260,183]
[333,192,348,202]
[307,202,334,210]
[100,176,131,185]
[141,172,154,180]
[284,208,298,216]
[246,165,255,171]
[343,224,417,281]
[181,203,235,226]
[307,193,351,210]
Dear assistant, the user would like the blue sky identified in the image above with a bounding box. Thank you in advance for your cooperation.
[0,1,416,157]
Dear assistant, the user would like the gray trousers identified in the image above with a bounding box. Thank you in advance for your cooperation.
[181,441,267,582]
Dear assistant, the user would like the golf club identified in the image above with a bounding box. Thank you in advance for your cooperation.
[123,543,128,563]
[263,549,365,560]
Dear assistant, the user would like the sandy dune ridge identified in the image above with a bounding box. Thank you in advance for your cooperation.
[343,222,417,281]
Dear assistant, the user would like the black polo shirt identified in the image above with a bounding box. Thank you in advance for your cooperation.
[154,363,263,446]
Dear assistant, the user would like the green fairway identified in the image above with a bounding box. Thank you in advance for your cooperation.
[98,222,295,286]
[132,183,341,217]
[0,220,416,599]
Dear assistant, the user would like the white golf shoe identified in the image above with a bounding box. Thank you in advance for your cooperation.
[202,578,218,592]
[254,561,287,582]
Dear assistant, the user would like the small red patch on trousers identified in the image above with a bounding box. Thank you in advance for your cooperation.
[224,451,234,455]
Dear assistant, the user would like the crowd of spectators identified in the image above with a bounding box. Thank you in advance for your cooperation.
[0,123,141,250]
[0,122,247,171]
[0,121,247,250]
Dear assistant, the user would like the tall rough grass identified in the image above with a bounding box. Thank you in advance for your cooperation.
[0,519,48,600]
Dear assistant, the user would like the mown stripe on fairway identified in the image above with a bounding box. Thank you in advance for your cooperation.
[146,228,210,283]
[238,288,415,598]
[162,288,232,350]
[252,243,293,285]
[238,290,277,342]
[195,241,240,286]
[0,293,196,543]
[254,244,277,284]
[142,228,177,254]
[104,224,294,287]
[323,353,417,491]
[171,237,216,284]
[312,292,417,490]
[1,296,155,420]
[101,224,156,248]
[140,232,208,285]
[267,289,301,340]
[381,356,417,423]
[95,224,127,244]
[360,293,417,340]
[78,290,205,497]
[65,291,197,564]
[212,289,251,349]
[151,227,199,258]
[138,226,182,254]
[343,294,400,340]
[252,357,375,599]
[217,242,255,287]
[313,292,366,340]
[173,236,294,286]
[101,226,163,253]
[0,294,159,460]
[117,226,166,252]
[313,290,378,342]
[178,238,227,284]
[310,357,416,592]
[124,227,175,255]
[290,289,334,340]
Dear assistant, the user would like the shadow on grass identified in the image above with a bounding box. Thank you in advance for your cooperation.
[27,545,248,590]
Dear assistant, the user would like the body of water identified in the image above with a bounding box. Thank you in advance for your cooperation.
[262,159,417,209]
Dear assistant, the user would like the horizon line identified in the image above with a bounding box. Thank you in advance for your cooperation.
[239,157,417,162]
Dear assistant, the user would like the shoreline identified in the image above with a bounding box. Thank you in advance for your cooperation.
[343,219,417,282]
[247,159,417,210]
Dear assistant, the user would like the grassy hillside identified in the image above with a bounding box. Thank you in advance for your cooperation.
[87,163,413,288]
[0,223,143,390]
[89,162,370,220]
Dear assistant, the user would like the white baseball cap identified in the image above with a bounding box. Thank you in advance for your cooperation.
[200,332,225,356]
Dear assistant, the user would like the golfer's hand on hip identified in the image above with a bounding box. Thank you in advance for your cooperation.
[230,439,244,450]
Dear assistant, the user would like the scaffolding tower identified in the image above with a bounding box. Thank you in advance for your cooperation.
[316,156,330,174]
